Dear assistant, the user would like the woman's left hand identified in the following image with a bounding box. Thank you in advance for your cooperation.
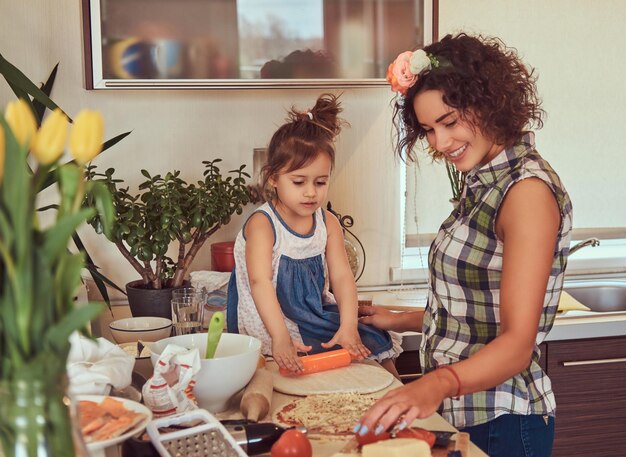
[355,372,448,436]
[321,326,370,360]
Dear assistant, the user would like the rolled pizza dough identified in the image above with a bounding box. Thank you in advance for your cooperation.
[267,360,394,396]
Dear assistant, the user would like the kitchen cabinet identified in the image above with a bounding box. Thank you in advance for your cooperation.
[396,349,422,383]
[547,336,626,457]
[81,0,435,89]
[395,343,547,384]
[396,335,626,456]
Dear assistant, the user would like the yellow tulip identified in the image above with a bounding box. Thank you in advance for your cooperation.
[5,99,37,148]
[31,108,68,165]
[0,126,5,183]
[69,110,103,164]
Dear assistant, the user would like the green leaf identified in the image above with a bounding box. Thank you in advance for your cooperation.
[40,131,132,193]
[57,163,81,214]
[32,63,59,124]
[88,181,116,239]
[42,208,95,261]
[73,232,125,297]
[5,80,32,107]
[0,52,69,118]
[44,304,104,351]
[55,252,86,317]
[101,131,132,153]
[0,117,31,264]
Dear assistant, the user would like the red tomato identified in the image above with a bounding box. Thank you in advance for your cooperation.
[355,429,392,446]
[271,429,313,457]
[395,427,436,447]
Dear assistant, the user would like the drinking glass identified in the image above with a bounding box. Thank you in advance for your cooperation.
[171,296,203,335]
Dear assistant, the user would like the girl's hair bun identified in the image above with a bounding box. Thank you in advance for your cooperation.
[287,93,347,141]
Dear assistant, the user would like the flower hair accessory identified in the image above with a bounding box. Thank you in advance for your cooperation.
[386,49,441,95]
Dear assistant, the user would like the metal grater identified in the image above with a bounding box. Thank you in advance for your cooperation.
[161,429,241,457]
[147,409,247,457]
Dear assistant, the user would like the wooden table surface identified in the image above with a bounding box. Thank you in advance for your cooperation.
[217,369,488,457]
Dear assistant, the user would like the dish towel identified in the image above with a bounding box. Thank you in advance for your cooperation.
[557,291,591,312]
[66,332,135,396]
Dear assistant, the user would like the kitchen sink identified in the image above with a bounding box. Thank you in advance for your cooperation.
[563,280,626,313]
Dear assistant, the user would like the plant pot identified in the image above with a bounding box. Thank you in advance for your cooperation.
[211,241,235,272]
[126,280,187,319]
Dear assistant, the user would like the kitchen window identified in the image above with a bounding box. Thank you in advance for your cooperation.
[395,158,626,284]
[394,5,626,284]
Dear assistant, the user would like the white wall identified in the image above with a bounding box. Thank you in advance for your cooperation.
[0,0,403,290]
[2,1,625,292]
[406,0,626,239]
[438,0,626,230]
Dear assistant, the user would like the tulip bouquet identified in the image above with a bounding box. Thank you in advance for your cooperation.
[0,99,114,457]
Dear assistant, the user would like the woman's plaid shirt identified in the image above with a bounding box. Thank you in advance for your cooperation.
[420,132,573,428]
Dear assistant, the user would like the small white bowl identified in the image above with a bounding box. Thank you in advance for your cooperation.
[109,317,172,344]
[150,333,261,413]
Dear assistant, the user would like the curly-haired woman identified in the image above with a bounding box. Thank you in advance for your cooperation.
[355,33,573,457]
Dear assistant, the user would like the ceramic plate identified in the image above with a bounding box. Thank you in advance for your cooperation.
[77,394,152,451]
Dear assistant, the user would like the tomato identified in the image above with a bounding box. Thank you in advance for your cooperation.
[355,429,392,446]
[395,427,436,448]
[270,429,312,457]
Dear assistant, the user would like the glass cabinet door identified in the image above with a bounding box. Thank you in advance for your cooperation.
[82,0,436,89]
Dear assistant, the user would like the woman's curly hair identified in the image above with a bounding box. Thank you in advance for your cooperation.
[394,33,544,162]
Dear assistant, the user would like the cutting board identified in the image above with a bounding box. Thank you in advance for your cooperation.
[339,431,470,456]
[266,360,394,396]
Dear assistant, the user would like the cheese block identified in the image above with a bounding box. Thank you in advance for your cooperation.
[362,438,432,457]
[558,291,590,312]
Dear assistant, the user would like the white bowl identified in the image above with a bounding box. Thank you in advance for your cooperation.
[150,333,261,412]
[109,317,172,344]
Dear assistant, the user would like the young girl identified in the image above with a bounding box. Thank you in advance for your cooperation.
[356,34,572,457]
[226,94,401,375]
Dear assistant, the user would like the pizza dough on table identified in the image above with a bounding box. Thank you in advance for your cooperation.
[267,360,394,396]
[273,392,378,436]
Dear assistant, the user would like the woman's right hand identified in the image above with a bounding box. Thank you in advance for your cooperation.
[272,336,312,374]
[358,305,400,331]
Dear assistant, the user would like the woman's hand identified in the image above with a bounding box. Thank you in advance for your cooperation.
[354,371,452,436]
[358,305,400,331]
[272,336,312,373]
[321,326,370,360]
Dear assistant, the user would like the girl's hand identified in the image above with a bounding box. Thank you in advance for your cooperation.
[321,326,370,360]
[354,371,449,436]
[272,337,312,374]
[358,305,399,331]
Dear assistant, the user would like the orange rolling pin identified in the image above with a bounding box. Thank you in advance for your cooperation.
[279,348,353,376]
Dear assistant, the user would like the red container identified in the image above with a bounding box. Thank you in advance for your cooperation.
[211,241,235,272]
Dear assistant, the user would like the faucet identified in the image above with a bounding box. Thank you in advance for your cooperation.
[569,237,600,255]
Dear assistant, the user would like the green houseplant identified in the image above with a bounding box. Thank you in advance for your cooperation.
[86,160,250,316]
[0,100,114,456]
[0,53,130,303]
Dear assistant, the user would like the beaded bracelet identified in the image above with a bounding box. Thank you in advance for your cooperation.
[439,365,462,398]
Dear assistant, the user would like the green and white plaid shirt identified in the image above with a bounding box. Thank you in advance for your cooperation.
[420,132,573,428]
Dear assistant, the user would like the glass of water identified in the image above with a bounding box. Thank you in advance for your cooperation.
[171,296,203,335]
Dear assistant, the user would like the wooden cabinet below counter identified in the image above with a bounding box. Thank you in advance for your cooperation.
[396,336,626,456]
[547,336,626,457]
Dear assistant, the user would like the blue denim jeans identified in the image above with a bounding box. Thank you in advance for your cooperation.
[459,414,555,457]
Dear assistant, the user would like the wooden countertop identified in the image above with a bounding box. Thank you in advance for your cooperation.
[217,368,488,457]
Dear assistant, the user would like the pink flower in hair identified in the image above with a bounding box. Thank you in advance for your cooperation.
[386,51,417,95]
[387,49,439,95]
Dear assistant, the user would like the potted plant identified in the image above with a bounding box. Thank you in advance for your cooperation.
[86,159,250,318]
[0,53,131,304]
[0,100,114,456]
